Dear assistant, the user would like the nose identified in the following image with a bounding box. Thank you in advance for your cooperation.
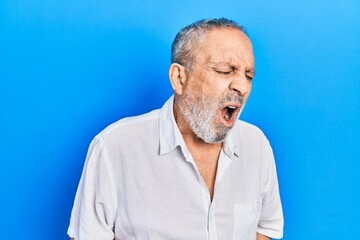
[229,73,251,96]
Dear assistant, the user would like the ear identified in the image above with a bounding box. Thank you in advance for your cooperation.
[168,63,187,95]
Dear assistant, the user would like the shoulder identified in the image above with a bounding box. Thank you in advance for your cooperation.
[91,109,161,146]
[235,120,268,141]
[230,120,271,155]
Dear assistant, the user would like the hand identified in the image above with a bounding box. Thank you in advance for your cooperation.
[256,232,270,240]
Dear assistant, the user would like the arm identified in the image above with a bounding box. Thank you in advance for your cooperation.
[257,232,270,240]
[257,139,284,239]
[67,137,117,239]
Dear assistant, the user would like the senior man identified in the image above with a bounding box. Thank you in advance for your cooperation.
[68,18,283,240]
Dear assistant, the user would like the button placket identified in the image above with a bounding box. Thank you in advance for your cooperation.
[208,202,218,240]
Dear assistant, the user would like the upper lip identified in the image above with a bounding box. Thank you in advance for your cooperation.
[222,102,242,109]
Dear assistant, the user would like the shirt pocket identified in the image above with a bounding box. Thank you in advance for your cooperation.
[233,201,261,240]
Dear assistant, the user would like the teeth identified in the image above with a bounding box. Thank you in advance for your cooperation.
[224,106,238,121]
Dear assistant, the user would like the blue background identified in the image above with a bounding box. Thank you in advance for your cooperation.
[1,0,359,239]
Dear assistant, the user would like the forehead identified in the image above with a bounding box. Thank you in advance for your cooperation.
[196,28,254,67]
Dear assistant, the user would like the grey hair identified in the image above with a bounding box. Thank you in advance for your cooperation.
[171,18,247,72]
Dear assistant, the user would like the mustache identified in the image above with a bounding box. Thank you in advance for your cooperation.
[220,92,244,105]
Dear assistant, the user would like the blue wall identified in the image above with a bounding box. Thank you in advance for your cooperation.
[1,0,359,239]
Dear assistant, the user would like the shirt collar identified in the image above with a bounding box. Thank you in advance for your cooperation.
[223,127,239,158]
[159,95,190,158]
[159,95,239,158]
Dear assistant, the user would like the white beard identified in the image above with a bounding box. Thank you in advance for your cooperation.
[177,92,244,143]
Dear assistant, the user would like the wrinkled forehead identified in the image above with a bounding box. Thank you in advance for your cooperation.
[201,28,252,52]
[195,28,254,66]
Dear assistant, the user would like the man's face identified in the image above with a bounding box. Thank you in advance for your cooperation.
[178,28,255,143]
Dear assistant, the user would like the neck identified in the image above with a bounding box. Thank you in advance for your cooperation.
[174,100,222,201]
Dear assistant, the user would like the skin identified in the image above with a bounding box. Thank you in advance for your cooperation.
[171,28,254,139]
[71,28,269,240]
[169,28,269,240]
[169,28,254,197]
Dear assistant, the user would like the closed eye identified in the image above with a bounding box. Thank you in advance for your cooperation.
[246,75,253,81]
[215,70,232,75]
[246,69,255,81]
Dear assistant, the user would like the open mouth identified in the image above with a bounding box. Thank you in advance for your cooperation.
[225,106,236,120]
[220,103,241,127]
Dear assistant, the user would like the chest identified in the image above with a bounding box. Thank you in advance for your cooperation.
[114,144,264,239]
[114,152,263,240]
[192,153,219,199]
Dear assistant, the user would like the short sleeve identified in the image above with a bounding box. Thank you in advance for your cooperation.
[68,136,117,240]
[257,139,284,239]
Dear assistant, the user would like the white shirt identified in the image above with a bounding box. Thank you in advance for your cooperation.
[68,96,283,240]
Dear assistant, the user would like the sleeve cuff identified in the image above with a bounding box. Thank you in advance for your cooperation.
[257,228,283,239]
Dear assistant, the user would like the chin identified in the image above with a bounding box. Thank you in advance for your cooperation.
[202,125,234,144]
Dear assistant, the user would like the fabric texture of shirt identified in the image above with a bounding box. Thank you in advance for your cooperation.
[68,95,284,240]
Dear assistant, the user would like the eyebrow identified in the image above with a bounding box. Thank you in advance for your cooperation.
[209,63,238,71]
[209,62,233,67]
[209,62,255,74]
